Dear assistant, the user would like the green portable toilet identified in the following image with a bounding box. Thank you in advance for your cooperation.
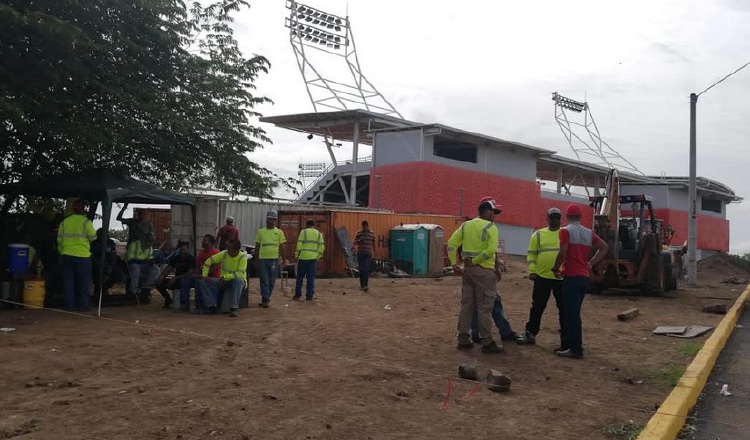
[390,224,430,275]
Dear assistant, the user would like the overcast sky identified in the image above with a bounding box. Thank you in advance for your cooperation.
[230,0,750,252]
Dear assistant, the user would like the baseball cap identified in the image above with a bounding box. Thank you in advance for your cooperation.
[266,210,278,219]
[565,204,583,216]
[547,207,562,216]
[479,196,501,214]
[226,215,234,222]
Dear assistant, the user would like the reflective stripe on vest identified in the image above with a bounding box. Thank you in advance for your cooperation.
[535,230,560,254]
[221,253,246,278]
[460,222,495,260]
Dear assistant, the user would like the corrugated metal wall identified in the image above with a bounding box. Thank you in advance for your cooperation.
[278,209,467,275]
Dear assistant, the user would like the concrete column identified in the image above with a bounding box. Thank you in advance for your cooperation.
[349,119,360,206]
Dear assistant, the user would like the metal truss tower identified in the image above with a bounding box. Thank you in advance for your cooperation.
[285,1,402,117]
[552,92,644,176]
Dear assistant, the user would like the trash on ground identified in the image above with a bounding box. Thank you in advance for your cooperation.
[384,304,392,310]
[720,384,732,396]
[721,277,748,285]
[652,325,713,339]
[0,327,16,332]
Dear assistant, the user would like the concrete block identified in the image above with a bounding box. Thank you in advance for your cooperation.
[486,369,511,392]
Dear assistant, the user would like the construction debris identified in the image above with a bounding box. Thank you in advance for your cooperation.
[702,303,728,314]
[721,277,748,285]
[617,308,640,321]
[458,363,478,381]
[486,369,511,392]
[653,325,713,339]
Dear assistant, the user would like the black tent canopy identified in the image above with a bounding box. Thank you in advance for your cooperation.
[0,168,197,316]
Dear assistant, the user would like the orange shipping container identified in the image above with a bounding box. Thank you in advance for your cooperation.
[278,210,466,276]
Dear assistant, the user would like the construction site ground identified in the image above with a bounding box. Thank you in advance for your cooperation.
[1,254,748,440]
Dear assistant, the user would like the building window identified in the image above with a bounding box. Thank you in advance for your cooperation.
[433,139,478,164]
[701,197,722,214]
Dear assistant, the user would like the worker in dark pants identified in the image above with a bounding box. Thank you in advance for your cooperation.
[551,204,608,359]
[518,208,564,345]
[354,221,375,292]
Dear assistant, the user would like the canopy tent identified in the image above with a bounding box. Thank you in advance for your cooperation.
[0,168,196,316]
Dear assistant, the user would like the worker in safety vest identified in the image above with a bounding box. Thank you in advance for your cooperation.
[447,196,503,354]
[517,207,564,346]
[198,238,247,317]
[117,204,157,301]
[57,199,96,311]
[254,210,286,308]
[294,219,325,301]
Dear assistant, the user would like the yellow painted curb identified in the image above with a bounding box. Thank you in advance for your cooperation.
[637,284,750,440]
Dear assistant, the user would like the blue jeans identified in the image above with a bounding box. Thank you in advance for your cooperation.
[258,259,278,302]
[561,276,590,355]
[196,278,223,309]
[178,277,195,308]
[357,253,372,288]
[295,259,317,299]
[470,294,514,340]
[62,255,92,310]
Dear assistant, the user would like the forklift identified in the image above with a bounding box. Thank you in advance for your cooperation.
[589,170,678,294]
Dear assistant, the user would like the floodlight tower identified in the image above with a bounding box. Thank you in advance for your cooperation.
[552,92,644,176]
[285,1,402,117]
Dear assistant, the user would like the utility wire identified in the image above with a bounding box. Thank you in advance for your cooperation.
[698,61,750,97]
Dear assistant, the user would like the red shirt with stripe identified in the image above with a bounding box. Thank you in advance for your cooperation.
[559,222,602,278]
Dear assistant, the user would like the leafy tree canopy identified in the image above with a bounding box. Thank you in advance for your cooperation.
[0,0,295,201]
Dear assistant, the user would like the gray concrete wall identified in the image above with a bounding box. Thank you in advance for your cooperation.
[497,222,534,256]
[421,137,537,181]
[373,130,422,167]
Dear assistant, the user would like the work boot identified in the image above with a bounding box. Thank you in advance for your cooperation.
[259,300,269,308]
[516,331,536,345]
[229,308,238,318]
[481,341,504,354]
[501,331,519,342]
[162,298,172,309]
[555,349,583,359]
[457,341,475,350]
[292,295,301,300]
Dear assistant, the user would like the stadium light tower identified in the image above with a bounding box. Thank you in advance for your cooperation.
[285,1,402,117]
[552,92,644,176]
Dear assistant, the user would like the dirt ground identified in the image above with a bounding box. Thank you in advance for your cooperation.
[1,255,747,440]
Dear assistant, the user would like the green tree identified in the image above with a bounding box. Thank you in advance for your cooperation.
[0,0,295,206]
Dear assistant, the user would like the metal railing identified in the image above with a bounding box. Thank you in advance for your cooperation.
[299,156,372,196]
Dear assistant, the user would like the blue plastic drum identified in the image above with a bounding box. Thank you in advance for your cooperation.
[7,244,30,275]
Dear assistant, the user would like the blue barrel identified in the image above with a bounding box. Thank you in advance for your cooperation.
[7,244,30,275]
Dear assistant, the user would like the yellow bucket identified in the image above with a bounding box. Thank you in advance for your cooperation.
[23,280,45,310]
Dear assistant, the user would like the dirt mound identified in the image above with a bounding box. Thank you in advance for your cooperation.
[698,253,750,277]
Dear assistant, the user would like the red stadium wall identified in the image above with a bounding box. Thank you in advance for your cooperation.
[369,162,729,252]
[369,162,592,228]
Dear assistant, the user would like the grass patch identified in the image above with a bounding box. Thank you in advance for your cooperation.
[653,364,686,387]
[680,342,702,357]
[604,420,643,439]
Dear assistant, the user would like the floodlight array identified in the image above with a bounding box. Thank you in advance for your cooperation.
[552,92,586,113]
[298,163,326,171]
[285,1,348,50]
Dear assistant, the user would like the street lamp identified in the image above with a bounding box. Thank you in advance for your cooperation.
[687,61,750,286]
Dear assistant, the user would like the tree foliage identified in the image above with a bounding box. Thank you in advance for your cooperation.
[0,0,295,199]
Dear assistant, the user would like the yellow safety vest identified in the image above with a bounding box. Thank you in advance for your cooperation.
[447,217,499,270]
[57,214,96,258]
[296,228,324,261]
[202,250,248,286]
[527,227,560,280]
[126,240,153,261]
[256,227,286,259]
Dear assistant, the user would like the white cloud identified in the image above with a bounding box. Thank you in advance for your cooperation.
[235,0,750,251]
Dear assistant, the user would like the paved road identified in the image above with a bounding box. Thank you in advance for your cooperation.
[688,308,750,440]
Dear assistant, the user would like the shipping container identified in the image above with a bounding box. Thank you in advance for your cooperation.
[136,208,171,248]
[278,210,465,276]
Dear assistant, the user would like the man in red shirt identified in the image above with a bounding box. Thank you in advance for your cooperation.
[551,204,608,359]
[183,234,221,312]
[216,216,240,251]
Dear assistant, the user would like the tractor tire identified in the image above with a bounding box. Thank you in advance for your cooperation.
[661,252,677,292]
[641,235,665,294]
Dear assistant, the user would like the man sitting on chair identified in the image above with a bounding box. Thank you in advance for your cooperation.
[197,239,247,317]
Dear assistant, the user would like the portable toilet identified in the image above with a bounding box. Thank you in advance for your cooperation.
[423,224,446,276]
[390,225,430,275]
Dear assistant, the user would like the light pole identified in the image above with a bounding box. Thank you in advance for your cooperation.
[687,61,750,286]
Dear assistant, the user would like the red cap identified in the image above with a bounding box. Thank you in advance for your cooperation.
[565,204,582,216]
[479,196,501,214]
